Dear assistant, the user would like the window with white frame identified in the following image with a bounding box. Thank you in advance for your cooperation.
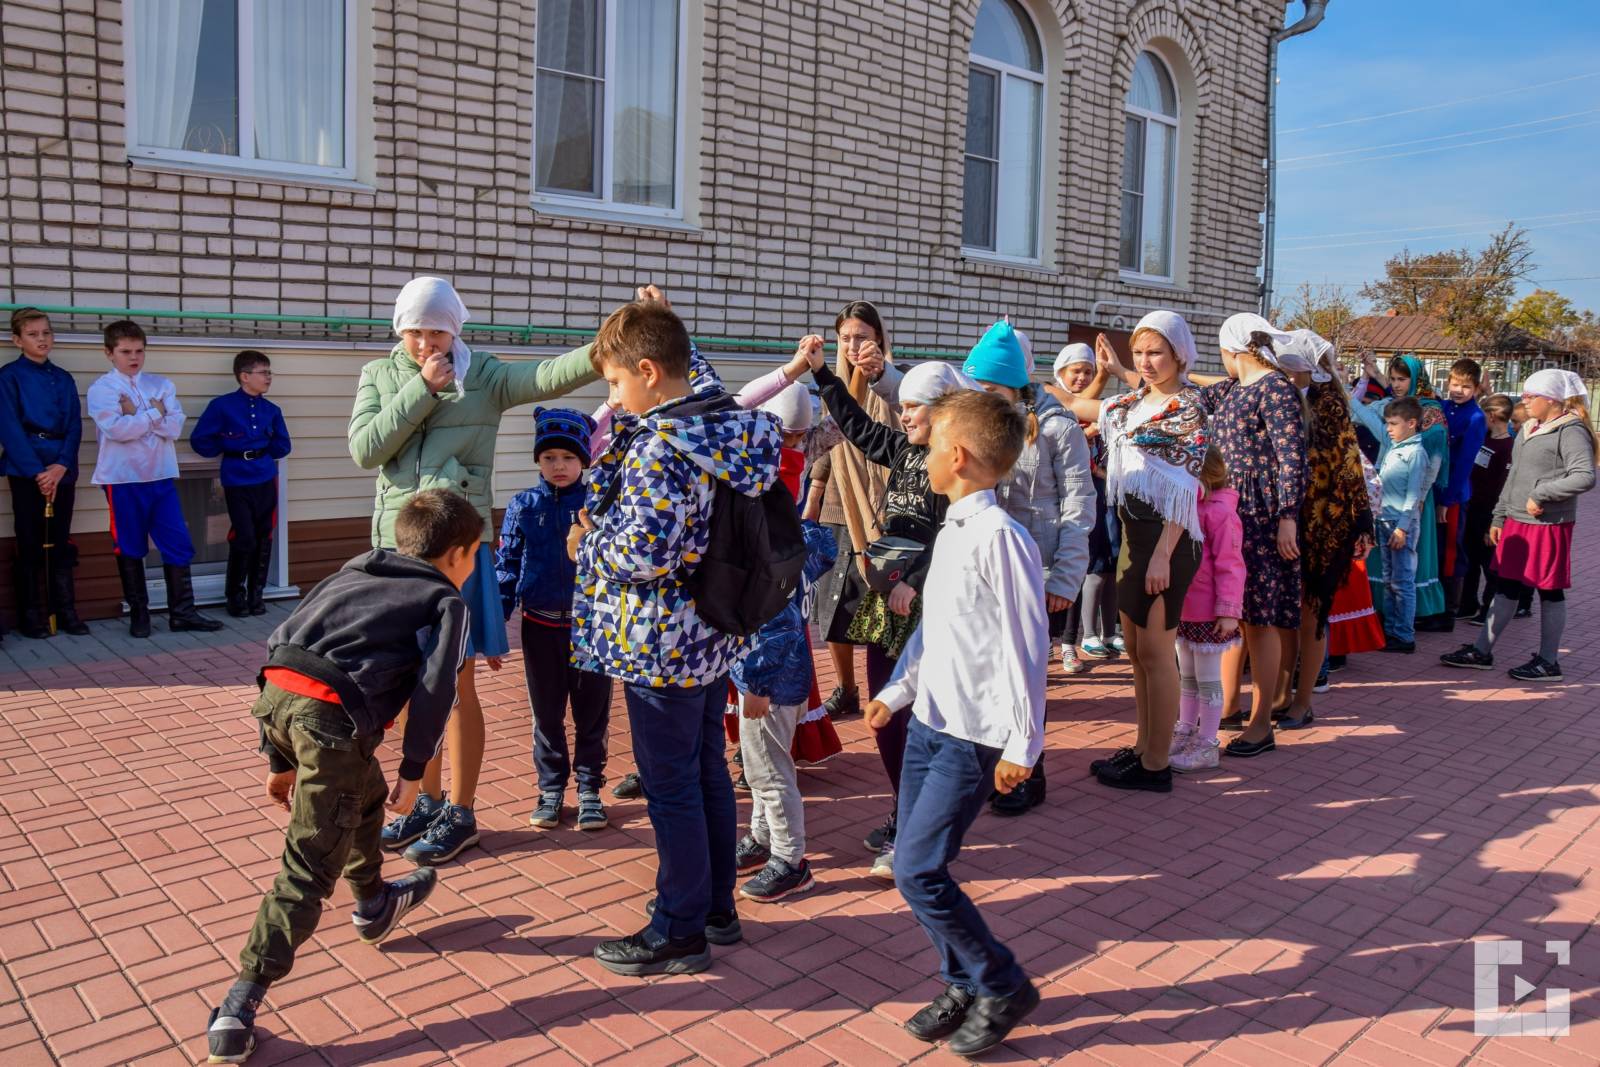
[963,0,1045,261]
[534,0,684,216]
[127,0,356,180]
[1120,51,1180,279]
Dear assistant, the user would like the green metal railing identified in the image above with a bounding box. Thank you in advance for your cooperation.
[1,302,966,360]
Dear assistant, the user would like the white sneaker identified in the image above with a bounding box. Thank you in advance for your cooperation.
[1171,738,1220,772]
[1061,647,1087,674]
[870,844,895,880]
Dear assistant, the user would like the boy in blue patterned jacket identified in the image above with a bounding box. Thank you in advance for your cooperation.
[730,382,837,904]
[567,294,782,977]
[496,407,613,833]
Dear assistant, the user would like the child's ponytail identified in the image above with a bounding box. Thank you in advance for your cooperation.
[1563,396,1600,463]
[1019,384,1040,445]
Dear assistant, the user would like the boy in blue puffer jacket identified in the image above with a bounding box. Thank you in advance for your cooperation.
[496,407,614,832]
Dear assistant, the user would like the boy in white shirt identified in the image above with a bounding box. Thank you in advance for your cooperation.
[88,320,222,637]
[865,388,1048,1057]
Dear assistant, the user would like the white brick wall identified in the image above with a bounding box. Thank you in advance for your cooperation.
[0,0,1282,362]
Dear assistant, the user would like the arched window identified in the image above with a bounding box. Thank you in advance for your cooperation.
[963,0,1044,260]
[1120,50,1179,279]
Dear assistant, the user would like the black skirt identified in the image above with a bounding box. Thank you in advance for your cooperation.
[1115,497,1202,631]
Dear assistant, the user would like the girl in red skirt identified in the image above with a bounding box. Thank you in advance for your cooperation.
[1441,369,1597,682]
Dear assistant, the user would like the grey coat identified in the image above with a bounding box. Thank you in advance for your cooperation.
[1493,417,1596,528]
[996,389,1096,601]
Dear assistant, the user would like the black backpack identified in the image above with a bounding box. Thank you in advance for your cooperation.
[594,394,808,637]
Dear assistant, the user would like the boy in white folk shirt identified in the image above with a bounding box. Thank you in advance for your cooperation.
[864,389,1048,1057]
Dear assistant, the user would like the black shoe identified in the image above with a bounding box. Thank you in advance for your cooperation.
[1089,747,1139,775]
[1327,655,1347,673]
[823,686,860,720]
[1223,730,1276,758]
[735,834,770,873]
[733,770,750,793]
[205,981,265,1065]
[1096,759,1172,792]
[49,567,90,636]
[1381,636,1416,654]
[740,857,815,902]
[645,897,743,945]
[1414,614,1455,633]
[1219,709,1246,731]
[1508,655,1563,683]
[863,813,896,853]
[1440,644,1494,670]
[116,555,153,638]
[611,772,642,799]
[1514,606,1533,619]
[1456,601,1482,620]
[946,979,1041,1057]
[905,984,975,1042]
[1269,705,1293,722]
[594,927,712,976]
[164,564,224,632]
[224,545,251,618]
[247,542,272,615]
[1463,610,1488,627]
[1312,669,1330,694]
[352,867,438,945]
[989,786,1032,817]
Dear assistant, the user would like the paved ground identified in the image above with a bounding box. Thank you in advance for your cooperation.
[3,498,1599,1066]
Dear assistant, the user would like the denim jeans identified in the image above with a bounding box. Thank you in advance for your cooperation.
[1383,532,1418,642]
[625,678,737,940]
[894,717,1026,999]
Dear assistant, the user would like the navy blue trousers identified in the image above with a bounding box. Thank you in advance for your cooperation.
[104,480,194,565]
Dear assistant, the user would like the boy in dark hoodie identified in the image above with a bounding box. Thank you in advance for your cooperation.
[205,489,480,1065]
[496,407,613,832]
[569,294,781,976]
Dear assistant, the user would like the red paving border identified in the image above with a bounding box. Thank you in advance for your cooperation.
[3,496,1600,1065]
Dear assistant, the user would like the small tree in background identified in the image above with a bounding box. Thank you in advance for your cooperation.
[1508,288,1582,338]
[1277,282,1360,346]
[1358,224,1537,352]
[1359,248,1474,316]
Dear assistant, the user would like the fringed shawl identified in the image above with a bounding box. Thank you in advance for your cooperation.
[1100,385,1208,542]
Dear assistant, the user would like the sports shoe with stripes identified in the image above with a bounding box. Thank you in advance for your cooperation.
[353,867,438,945]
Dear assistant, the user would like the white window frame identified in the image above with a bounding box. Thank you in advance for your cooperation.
[961,1,1046,265]
[1119,49,1181,285]
[124,0,359,182]
[532,0,689,221]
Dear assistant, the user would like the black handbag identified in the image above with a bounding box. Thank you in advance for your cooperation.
[863,535,925,594]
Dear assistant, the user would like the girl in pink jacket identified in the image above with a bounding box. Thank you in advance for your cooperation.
[1172,447,1246,772]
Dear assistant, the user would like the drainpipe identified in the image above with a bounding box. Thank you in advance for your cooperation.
[1260,0,1330,317]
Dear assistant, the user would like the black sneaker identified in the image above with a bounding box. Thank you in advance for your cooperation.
[988,785,1034,817]
[611,773,642,799]
[946,979,1041,1057]
[380,791,446,853]
[352,867,438,945]
[863,813,896,853]
[594,927,711,976]
[1440,644,1494,670]
[733,770,751,793]
[1508,655,1563,682]
[740,857,815,902]
[576,792,608,831]
[645,897,743,945]
[529,791,563,829]
[1381,636,1416,654]
[1088,747,1138,776]
[1312,669,1330,694]
[1514,605,1534,619]
[1095,759,1172,792]
[1327,655,1347,672]
[823,686,860,720]
[905,984,975,1042]
[1223,730,1276,758]
[735,834,771,873]
[205,982,265,1065]
[732,746,743,766]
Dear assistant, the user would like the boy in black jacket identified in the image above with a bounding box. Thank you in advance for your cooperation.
[205,489,481,1065]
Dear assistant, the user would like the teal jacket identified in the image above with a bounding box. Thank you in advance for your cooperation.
[348,343,597,547]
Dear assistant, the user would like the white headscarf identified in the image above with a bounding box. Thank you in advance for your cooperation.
[393,276,474,391]
[1219,312,1293,367]
[1130,310,1199,385]
[900,361,981,406]
[1522,368,1587,402]
[758,381,814,433]
[1280,329,1333,382]
[1054,343,1095,377]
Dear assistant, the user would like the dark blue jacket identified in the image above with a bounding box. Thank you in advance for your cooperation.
[496,479,586,620]
[0,355,82,480]
[190,389,291,486]
[1436,397,1487,508]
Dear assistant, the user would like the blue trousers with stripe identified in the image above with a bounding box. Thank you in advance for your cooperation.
[104,480,195,565]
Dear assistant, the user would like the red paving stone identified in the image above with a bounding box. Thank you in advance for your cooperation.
[4,495,1600,1065]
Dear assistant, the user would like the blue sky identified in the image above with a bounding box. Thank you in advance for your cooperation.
[1271,0,1600,318]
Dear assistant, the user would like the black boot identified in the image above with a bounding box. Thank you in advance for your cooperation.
[48,565,91,636]
[247,541,272,616]
[164,564,224,632]
[224,545,251,618]
[117,556,153,639]
[14,568,51,639]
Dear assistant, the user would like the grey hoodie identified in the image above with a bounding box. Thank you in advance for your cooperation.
[996,389,1096,601]
[1493,417,1596,528]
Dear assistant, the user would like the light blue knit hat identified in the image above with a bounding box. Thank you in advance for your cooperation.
[963,321,1030,389]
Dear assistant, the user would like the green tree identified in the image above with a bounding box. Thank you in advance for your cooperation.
[1507,289,1581,339]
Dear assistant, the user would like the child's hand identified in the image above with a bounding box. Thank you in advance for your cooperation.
[887,581,916,616]
[388,777,421,815]
[265,770,295,812]
[1277,516,1300,561]
[1216,616,1239,639]
[566,508,595,562]
[1046,594,1071,613]
[421,350,454,394]
[863,700,894,730]
[994,760,1031,795]
[1526,496,1543,517]
[1388,527,1407,550]
[1490,526,1503,547]
[485,656,504,672]
[851,340,886,381]
[1094,332,1119,373]
[636,284,671,308]
[741,694,770,720]
[152,396,166,416]
[119,394,136,415]
[1144,554,1170,596]
[1354,534,1375,557]
[793,334,826,376]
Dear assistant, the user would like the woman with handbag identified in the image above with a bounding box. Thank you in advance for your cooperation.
[802,338,979,878]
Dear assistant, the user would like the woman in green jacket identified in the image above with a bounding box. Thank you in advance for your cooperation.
[350,276,598,865]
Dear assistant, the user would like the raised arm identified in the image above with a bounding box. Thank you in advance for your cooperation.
[496,343,601,408]
[812,362,905,467]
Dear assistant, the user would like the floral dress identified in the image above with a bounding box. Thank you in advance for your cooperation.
[1198,374,1308,629]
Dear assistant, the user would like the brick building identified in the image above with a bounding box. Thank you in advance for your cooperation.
[0,0,1287,620]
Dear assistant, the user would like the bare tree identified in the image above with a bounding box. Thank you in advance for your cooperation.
[1360,249,1473,315]
[1434,225,1537,351]
[1279,282,1359,345]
